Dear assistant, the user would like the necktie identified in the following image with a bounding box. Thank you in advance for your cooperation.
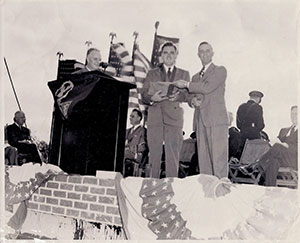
[130,126,134,135]
[199,66,205,78]
[167,68,172,80]
[290,126,296,135]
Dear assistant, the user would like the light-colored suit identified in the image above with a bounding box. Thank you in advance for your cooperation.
[259,125,298,186]
[142,65,190,178]
[188,63,229,178]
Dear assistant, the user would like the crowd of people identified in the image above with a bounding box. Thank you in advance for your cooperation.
[5,41,297,188]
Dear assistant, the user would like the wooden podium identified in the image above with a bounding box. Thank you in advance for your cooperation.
[48,70,135,175]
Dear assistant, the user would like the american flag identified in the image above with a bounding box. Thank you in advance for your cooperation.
[106,43,135,83]
[5,168,56,230]
[5,169,54,207]
[131,45,152,112]
[107,42,151,112]
[139,177,192,239]
[150,34,179,68]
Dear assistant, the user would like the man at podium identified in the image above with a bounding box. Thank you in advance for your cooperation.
[73,48,102,74]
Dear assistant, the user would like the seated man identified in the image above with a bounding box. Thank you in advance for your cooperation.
[6,111,41,164]
[4,125,18,165]
[124,109,147,164]
[236,90,265,151]
[242,106,298,186]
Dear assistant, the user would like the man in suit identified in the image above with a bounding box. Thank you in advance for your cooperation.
[242,106,298,186]
[6,111,41,164]
[124,109,147,163]
[73,48,102,74]
[141,42,190,178]
[173,41,229,178]
[228,112,242,160]
[236,90,265,149]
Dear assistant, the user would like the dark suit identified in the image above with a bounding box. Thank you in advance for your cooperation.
[188,63,229,178]
[228,126,242,160]
[6,123,41,163]
[124,125,147,163]
[72,66,90,74]
[236,100,264,145]
[142,65,190,178]
[258,126,297,186]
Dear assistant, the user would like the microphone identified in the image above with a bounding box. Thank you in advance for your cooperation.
[99,62,109,69]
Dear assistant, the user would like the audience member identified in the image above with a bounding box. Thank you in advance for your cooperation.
[236,90,265,149]
[228,112,242,160]
[124,109,147,163]
[241,106,298,186]
[6,111,41,164]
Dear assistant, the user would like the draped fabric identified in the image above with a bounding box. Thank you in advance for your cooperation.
[116,174,299,240]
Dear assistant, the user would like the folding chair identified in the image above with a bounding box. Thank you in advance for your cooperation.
[276,167,298,189]
[122,148,149,177]
[229,139,271,184]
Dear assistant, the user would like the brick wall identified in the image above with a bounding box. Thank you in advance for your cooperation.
[28,171,122,227]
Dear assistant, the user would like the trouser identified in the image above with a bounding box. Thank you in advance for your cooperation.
[259,143,297,186]
[196,120,228,179]
[16,143,42,164]
[5,146,18,165]
[147,125,183,178]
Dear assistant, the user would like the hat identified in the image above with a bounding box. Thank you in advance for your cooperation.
[249,90,264,98]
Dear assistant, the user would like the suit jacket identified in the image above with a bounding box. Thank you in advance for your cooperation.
[142,65,190,128]
[236,100,264,139]
[72,66,90,74]
[278,126,298,155]
[125,125,147,153]
[6,123,31,148]
[188,63,228,128]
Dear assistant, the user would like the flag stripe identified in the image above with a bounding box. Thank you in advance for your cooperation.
[108,42,152,111]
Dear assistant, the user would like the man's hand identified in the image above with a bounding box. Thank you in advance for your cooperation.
[173,80,188,89]
[168,91,180,102]
[19,139,32,144]
[191,97,202,107]
[151,90,168,102]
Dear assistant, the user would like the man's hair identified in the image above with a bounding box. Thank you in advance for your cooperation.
[161,42,177,52]
[85,48,100,65]
[86,48,100,57]
[132,109,143,121]
[199,41,209,46]
[291,105,297,110]
[13,110,24,122]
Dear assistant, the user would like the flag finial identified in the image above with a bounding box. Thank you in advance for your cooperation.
[85,41,93,48]
[109,32,117,44]
[56,52,63,60]
[155,21,160,33]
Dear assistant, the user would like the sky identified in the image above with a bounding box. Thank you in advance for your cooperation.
[1,0,299,144]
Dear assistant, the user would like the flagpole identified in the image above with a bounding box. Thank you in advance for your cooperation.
[3,57,22,111]
[132,31,139,58]
[150,21,160,66]
[108,32,117,63]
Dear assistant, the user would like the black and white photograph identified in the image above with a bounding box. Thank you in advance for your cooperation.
[1,0,299,241]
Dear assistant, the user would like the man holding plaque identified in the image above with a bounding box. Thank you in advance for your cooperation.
[141,42,190,178]
[173,42,229,179]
